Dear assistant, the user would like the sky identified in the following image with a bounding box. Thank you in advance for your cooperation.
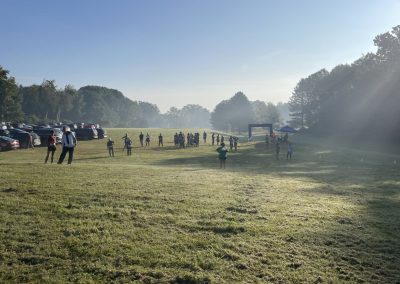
[1,0,400,112]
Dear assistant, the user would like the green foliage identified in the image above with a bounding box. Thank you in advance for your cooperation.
[252,101,282,126]
[0,66,23,121]
[211,92,254,132]
[288,25,400,146]
[164,104,211,128]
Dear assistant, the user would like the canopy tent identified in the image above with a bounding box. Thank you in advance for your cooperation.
[278,126,297,133]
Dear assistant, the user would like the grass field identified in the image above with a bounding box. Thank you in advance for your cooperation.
[1,128,399,283]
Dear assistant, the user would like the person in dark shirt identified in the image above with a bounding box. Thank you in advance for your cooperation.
[44,130,57,163]
[139,132,144,147]
[107,138,114,157]
[216,142,228,169]
[229,136,233,151]
[126,138,132,156]
[158,133,163,147]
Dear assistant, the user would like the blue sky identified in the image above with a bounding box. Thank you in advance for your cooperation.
[2,0,400,111]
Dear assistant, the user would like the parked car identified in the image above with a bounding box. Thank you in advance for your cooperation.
[12,123,33,132]
[68,123,78,130]
[0,129,10,136]
[8,129,33,148]
[74,128,98,140]
[0,136,20,151]
[96,128,107,139]
[34,128,63,146]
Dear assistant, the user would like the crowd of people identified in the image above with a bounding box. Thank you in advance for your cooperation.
[43,128,294,167]
[173,132,203,148]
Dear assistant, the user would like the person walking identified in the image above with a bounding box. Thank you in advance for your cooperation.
[57,126,77,164]
[216,142,228,169]
[107,138,115,157]
[211,133,215,146]
[44,130,57,163]
[216,134,220,145]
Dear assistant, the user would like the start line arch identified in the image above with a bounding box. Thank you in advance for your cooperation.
[248,123,273,139]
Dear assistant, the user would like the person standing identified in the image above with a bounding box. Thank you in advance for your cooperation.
[203,131,207,143]
[211,133,215,146]
[221,135,224,145]
[126,138,132,155]
[216,134,220,145]
[158,133,163,147]
[57,126,77,164]
[287,143,293,160]
[107,138,115,157]
[139,132,144,147]
[234,136,238,151]
[216,142,228,169]
[121,133,128,151]
[145,133,150,147]
[44,130,57,163]
[229,136,233,151]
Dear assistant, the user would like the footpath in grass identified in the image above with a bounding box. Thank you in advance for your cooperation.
[0,129,399,283]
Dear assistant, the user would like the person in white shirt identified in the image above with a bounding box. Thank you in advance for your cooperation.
[57,126,77,164]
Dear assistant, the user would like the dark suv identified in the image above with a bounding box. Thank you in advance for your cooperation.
[74,128,98,140]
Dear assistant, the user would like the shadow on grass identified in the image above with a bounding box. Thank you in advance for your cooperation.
[152,141,400,282]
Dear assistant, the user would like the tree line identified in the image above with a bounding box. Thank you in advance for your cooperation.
[0,67,286,130]
[288,25,400,147]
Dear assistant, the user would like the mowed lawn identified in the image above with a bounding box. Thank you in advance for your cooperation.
[1,129,399,283]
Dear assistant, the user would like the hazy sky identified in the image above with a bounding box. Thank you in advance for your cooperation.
[2,0,400,112]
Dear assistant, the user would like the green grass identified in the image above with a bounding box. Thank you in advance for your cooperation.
[1,128,399,283]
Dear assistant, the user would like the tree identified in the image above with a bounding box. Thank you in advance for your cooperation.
[137,101,162,127]
[211,92,254,132]
[287,25,400,148]
[180,104,211,128]
[0,66,23,121]
[288,69,328,128]
[252,101,281,126]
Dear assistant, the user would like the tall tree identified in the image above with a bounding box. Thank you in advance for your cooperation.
[0,66,23,121]
[252,101,281,125]
[211,92,254,132]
